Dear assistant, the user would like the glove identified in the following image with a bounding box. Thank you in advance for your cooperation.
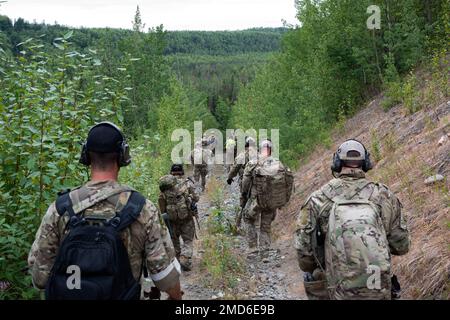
[227,178,233,185]
[190,201,198,213]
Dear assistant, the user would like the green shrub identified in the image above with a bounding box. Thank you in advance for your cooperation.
[200,234,245,290]
[370,129,382,162]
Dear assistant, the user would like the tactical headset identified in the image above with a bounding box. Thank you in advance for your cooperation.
[331,139,373,173]
[79,122,131,167]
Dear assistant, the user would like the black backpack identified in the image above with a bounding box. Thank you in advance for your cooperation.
[45,190,146,300]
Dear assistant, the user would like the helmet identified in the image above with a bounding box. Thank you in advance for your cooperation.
[259,139,273,150]
[245,136,256,148]
[159,175,178,192]
[331,139,372,173]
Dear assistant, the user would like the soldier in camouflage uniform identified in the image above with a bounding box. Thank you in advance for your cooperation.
[227,137,256,204]
[294,140,410,300]
[227,137,256,228]
[28,122,182,300]
[158,164,199,271]
[241,139,278,250]
[191,139,212,192]
[225,135,237,173]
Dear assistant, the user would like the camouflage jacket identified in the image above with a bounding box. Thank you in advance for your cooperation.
[227,149,252,187]
[190,147,213,167]
[241,155,276,198]
[28,180,181,292]
[158,176,199,216]
[294,168,410,274]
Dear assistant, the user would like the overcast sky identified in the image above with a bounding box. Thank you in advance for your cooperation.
[0,0,299,31]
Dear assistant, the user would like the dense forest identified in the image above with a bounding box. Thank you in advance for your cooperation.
[232,0,448,166]
[0,0,448,299]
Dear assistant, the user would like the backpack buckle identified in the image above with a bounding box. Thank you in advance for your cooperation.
[109,216,121,228]
[69,216,86,227]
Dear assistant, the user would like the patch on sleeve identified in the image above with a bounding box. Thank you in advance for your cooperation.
[296,206,310,229]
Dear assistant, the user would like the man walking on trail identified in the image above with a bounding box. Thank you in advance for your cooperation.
[294,139,410,300]
[227,136,256,227]
[158,164,199,272]
[191,139,213,192]
[241,139,293,251]
[28,122,182,300]
[225,134,238,173]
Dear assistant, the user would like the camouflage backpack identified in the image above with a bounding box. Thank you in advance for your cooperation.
[253,158,294,210]
[323,181,391,299]
[159,175,192,221]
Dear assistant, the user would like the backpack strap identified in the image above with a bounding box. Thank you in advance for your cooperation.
[72,185,133,214]
[55,189,76,218]
[114,191,146,232]
[322,180,372,202]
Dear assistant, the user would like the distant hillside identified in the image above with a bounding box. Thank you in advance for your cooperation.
[0,15,286,56]
[164,28,287,55]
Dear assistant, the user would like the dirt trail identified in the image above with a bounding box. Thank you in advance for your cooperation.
[181,166,306,300]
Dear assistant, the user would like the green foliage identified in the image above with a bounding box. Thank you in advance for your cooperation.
[201,234,244,290]
[164,28,287,55]
[206,209,236,236]
[117,25,171,135]
[120,80,218,202]
[169,53,270,131]
[382,80,403,110]
[0,35,128,299]
[370,129,382,162]
[383,132,397,156]
[231,0,446,166]
[402,73,421,114]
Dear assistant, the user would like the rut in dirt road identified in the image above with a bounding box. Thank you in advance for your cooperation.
[180,166,306,300]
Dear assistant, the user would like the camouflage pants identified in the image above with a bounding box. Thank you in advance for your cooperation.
[171,218,195,268]
[243,200,276,249]
[193,165,208,191]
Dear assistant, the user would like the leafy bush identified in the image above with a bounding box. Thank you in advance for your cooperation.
[402,74,421,114]
[0,33,128,299]
[370,129,382,162]
[200,234,245,290]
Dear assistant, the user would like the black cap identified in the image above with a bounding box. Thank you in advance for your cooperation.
[170,164,184,174]
[86,123,123,153]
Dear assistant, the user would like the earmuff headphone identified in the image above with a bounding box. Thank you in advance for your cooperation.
[331,139,372,173]
[79,122,131,167]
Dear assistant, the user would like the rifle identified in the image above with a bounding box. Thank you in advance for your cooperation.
[190,201,200,239]
[311,216,326,273]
